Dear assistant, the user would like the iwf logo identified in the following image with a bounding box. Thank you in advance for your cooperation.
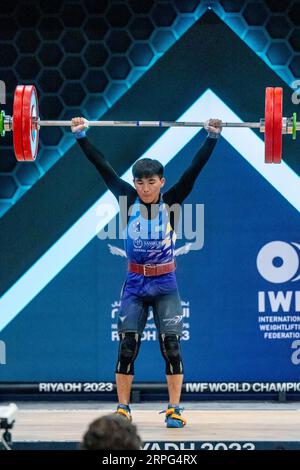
[256,241,300,365]
[256,241,300,313]
[257,241,300,284]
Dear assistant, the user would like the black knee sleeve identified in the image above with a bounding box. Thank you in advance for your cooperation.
[115,332,141,375]
[159,334,183,375]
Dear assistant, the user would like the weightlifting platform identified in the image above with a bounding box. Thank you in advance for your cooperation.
[8,401,300,450]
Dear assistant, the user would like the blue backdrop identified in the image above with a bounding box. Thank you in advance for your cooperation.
[1,130,300,382]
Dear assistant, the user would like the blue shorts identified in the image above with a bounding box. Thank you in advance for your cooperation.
[118,288,183,336]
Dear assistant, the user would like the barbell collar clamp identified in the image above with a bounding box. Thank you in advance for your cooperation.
[4,114,12,132]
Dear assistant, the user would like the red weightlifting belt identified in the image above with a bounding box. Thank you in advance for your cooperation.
[128,260,176,277]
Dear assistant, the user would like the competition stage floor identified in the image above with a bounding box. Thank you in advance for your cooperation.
[9,401,300,450]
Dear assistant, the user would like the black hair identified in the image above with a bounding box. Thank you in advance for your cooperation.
[132,158,164,179]
[81,414,142,450]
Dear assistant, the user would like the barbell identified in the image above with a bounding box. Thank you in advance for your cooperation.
[0,84,298,163]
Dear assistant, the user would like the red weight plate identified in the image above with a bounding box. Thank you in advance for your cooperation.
[13,85,25,161]
[22,85,39,161]
[265,87,274,164]
[273,87,283,164]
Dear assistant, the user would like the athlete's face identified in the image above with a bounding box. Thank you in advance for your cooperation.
[134,175,165,204]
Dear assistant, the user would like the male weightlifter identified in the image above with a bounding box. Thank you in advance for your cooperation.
[71,117,222,427]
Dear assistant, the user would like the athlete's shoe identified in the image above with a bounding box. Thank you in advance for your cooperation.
[115,403,132,422]
[160,404,187,428]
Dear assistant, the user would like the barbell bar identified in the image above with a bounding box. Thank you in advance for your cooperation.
[0,85,299,163]
[38,120,262,127]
